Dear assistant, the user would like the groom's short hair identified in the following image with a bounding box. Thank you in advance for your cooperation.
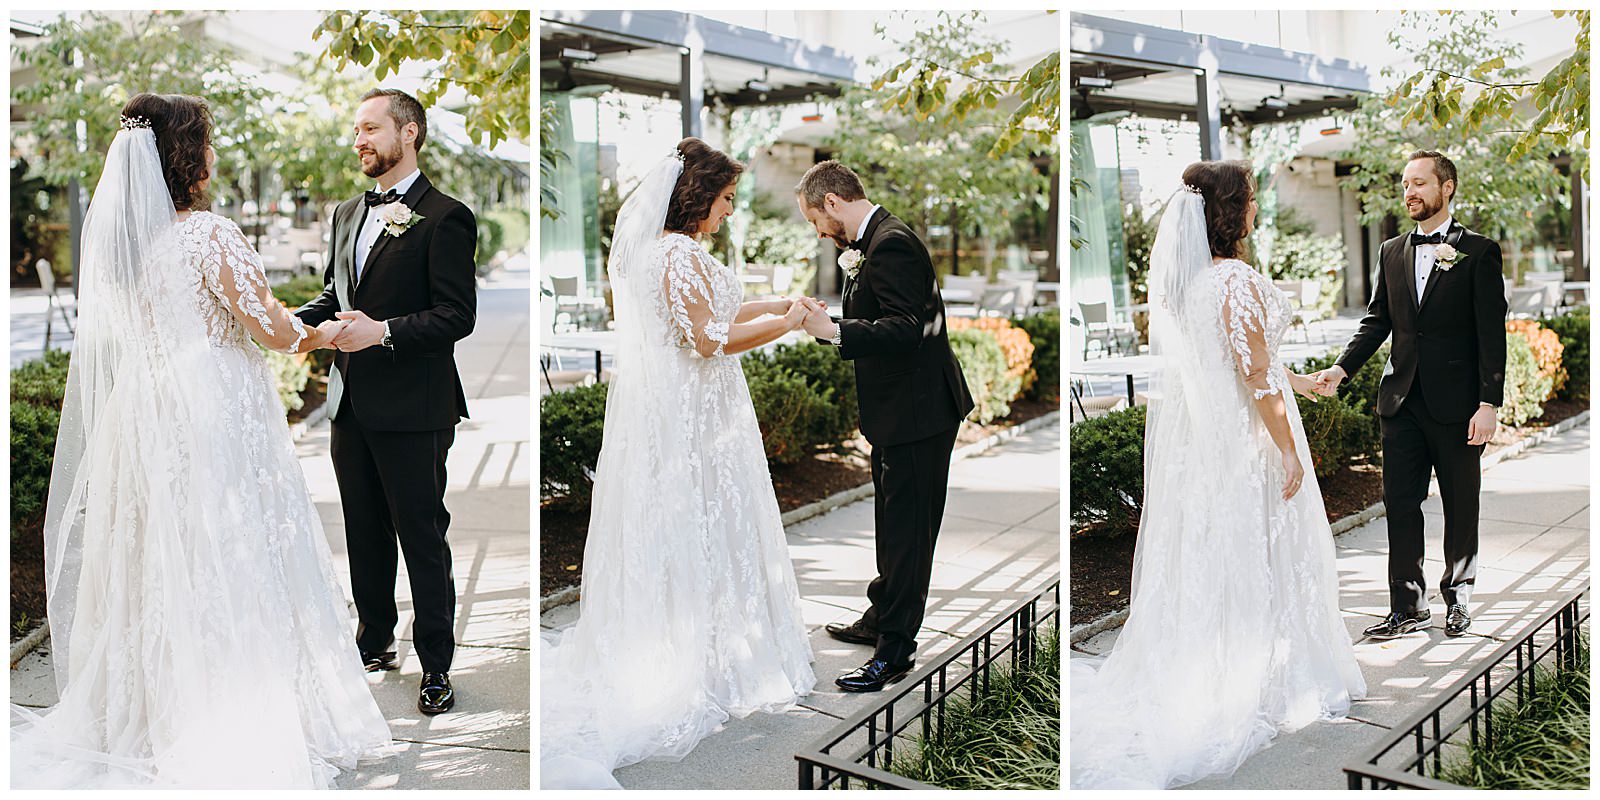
[1408,150,1456,199]
[362,88,428,153]
[795,160,866,209]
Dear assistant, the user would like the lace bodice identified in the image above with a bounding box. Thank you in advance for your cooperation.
[655,232,742,357]
[178,211,310,354]
[1215,259,1293,400]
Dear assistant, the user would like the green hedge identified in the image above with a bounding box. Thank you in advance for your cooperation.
[743,340,860,458]
[11,350,71,542]
[1068,405,1145,537]
[1541,306,1589,403]
[539,381,609,510]
[476,213,504,273]
[261,347,311,413]
[271,274,328,309]
[950,329,1020,425]
[1294,347,1387,477]
[1500,331,1553,426]
[1015,309,1060,402]
[743,355,832,464]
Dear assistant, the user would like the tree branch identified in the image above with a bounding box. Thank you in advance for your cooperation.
[1417,68,1538,89]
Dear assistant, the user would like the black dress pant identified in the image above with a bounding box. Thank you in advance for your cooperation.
[330,393,457,673]
[1380,382,1483,614]
[859,423,960,665]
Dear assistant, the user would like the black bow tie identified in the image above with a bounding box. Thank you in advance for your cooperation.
[364,188,400,207]
[1409,230,1446,246]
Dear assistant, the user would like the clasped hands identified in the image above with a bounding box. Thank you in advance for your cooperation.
[310,310,386,352]
[773,296,840,340]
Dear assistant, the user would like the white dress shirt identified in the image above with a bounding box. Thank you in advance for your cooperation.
[1412,214,1453,303]
[853,204,882,245]
[355,168,422,281]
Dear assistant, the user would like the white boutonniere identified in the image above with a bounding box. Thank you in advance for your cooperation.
[839,248,864,279]
[1433,242,1461,270]
[378,202,424,237]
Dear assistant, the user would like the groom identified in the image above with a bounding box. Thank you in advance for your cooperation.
[297,88,477,714]
[1313,150,1506,640]
[795,161,975,692]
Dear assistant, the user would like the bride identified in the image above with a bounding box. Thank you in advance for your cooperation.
[1070,160,1367,788]
[10,93,392,787]
[540,137,817,789]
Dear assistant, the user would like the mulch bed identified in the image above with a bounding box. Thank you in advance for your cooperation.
[8,375,335,643]
[540,396,1063,597]
[10,524,46,642]
[1068,399,1590,626]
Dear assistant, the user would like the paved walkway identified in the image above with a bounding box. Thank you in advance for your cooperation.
[539,421,1062,789]
[11,255,532,790]
[1071,420,1591,790]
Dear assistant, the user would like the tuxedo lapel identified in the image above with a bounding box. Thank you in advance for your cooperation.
[1399,235,1421,311]
[358,173,433,291]
[843,207,890,306]
[1417,221,1461,312]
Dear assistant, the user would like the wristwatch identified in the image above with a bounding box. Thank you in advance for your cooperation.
[829,322,843,347]
[381,320,394,350]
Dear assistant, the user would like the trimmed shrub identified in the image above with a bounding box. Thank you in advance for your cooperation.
[10,350,71,541]
[1295,347,1387,476]
[260,346,311,413]
[950,328,1019,424]
[949,316,1034,386]
[1068,405,1145,537]
[1015,308,1060,402]
[539,381,609,510]
[1540,306,1589,403]
[476,213,504,272]
[747,340,859,449]
[743,355,831,464]
[1500,332,1552,426]
[271,274,328,309]
[1506,319,1565,401]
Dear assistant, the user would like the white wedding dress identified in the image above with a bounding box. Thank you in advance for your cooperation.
[10,125,391,788]
[540,154,815,789]
[1070,189,1366,789]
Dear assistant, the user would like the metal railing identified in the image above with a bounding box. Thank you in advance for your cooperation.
[1345,580,1589,789]
[795,574,1060,789]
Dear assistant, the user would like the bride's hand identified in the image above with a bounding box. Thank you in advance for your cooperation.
[769,297,794,317]
[1281,447,1305,501]
[312,320,348,349]
[783,298,811,329]
[1288,371,1321,402]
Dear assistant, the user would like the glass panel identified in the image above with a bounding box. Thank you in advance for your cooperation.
[1069,119,1129,314]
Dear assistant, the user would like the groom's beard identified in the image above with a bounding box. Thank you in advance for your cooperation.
[1407,194,1445,222]
[359,141,403,179]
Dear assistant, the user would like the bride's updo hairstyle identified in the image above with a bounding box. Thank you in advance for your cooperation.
[119,93,214,211]
[663,136,744,235]
[1180,160,1255,260]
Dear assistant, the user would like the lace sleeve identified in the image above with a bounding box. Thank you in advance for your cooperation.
[200,216,311,354]
[1218,268,1285,399]
[660,237,728,358]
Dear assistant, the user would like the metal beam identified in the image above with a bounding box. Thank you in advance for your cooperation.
[1196,66,1222,160]
[681,41,703,138]
[1070,12,1370,93]
[542,10,856,84]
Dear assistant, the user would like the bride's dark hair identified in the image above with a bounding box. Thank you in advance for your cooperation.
[119,93,213,211]
[663,137,744,234]
[1181,160,1255,260]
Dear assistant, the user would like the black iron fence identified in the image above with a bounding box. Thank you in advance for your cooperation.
[1345,580,1589,789]
[794,574,1060,789]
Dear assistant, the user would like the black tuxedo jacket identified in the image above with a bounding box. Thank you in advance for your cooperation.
[1335,220,1507,423]
[296,172,476,432]
[819,207,975,446]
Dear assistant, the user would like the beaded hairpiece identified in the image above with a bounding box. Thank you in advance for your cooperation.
[119,115,153,131]
[669,148,686,165]
[1181,184,1202,196]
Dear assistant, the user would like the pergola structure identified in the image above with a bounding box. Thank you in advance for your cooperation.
[1069,13,1371,159]
[540,10,856,138]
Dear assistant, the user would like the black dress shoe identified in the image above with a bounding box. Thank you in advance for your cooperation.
[825,620,879,646]
[418,672,455,715]
[1445,604,1471,637]
[835,658,913,693]
[1363,609,1432,639]
[359,648,399,673]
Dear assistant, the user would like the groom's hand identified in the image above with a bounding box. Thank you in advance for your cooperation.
[332,310,385,352]
[799,298,837,339]
[1467,404,1498,446]
[1312,365,1346,396]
